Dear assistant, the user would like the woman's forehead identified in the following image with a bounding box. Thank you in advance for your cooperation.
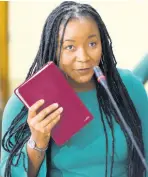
[58,17,100,41]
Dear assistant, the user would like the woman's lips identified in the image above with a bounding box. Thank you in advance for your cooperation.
[78,68,90,70]
[76,68,92,74]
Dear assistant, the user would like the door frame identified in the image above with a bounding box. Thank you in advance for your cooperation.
[0,2,9,109]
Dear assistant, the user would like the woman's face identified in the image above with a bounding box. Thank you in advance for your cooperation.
[58,17,102,84]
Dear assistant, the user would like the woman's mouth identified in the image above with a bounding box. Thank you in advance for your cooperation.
[76,68,92,73]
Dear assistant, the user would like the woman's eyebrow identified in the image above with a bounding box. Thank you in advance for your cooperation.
[88,34,97,39]
[64,39,75,42]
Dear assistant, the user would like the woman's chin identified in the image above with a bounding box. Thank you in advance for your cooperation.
[75,76,93,84]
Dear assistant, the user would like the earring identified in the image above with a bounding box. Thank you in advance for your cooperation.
[101,54,104,63]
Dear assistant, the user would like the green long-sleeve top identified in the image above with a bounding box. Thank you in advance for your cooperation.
[1,69,148,177]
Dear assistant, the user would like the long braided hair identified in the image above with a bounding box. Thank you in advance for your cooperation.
[2,1,146,177]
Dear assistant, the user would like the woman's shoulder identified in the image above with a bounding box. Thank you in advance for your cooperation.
[117,68,148,115]
[3,93,25,114]
[2,93,26,127]
[118,68,141,83]
[117,68,144,91]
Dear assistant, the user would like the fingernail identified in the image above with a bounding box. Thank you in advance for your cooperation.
[59,107,63,113]
[40,99,45,103]
[53,103,59,107]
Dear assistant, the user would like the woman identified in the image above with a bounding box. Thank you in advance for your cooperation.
[1,1,148,177]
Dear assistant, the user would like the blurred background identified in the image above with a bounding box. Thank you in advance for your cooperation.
[0,0,148,140]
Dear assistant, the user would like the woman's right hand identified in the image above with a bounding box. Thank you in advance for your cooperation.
[27,99,63,149]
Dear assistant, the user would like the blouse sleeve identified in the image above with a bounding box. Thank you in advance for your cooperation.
[0,94,47,177]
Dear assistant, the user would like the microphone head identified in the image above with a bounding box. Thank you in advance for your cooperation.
[93,66,108,88]
[93,66,104,78]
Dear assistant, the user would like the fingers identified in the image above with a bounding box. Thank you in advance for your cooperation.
[27,100,63,137]
[32,103,59,124]
[28,99,45,119]
[41,107,63,127]
[44,115,61,134]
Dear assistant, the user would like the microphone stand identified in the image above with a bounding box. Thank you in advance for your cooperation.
[93,66,148,172]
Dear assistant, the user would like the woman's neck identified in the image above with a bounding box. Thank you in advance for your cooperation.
[67,78,96,92]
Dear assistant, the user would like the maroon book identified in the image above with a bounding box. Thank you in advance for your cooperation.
[14,62,93,146]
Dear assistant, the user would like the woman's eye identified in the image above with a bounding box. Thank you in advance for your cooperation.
[89,42,97,47]
[65,45,75,50]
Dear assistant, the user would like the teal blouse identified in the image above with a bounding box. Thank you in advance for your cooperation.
[1,69,148,177]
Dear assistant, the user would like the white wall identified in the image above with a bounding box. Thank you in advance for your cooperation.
[9,0,148,95]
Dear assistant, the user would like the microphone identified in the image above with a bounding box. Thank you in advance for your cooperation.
[93,65,148,172]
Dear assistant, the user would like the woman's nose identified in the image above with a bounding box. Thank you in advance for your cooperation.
[76,48,90,62]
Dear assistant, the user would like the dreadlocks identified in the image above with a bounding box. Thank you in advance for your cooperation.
[2,1,145,177]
